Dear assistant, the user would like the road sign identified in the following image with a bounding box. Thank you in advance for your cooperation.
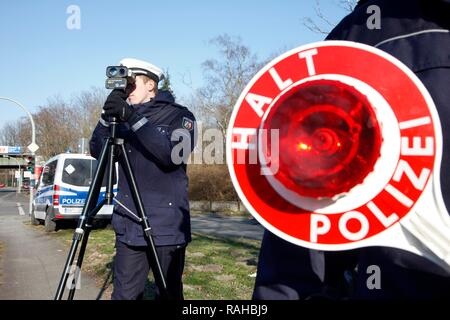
[27,143,39,153]
[227,41,449,271]
[8,146,21,154]
[0,146,22,154]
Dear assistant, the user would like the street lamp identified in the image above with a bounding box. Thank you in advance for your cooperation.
[0,97,39,214]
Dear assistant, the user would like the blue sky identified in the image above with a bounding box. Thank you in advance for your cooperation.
[0,0,351,131]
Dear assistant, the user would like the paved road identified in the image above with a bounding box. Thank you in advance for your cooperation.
[191,214,264,241]
[0,189,105,300]
[0,188,264,300]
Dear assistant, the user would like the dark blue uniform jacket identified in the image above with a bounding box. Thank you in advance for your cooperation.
[254,0,450,300]
[90,90,196,247]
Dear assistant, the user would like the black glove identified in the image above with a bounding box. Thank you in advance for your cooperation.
[102,89,134,122]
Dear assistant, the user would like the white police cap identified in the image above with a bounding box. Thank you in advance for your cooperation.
[119,58,164,83]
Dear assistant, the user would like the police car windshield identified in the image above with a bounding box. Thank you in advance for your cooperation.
[62,158,117,187]
[62,159,96,187]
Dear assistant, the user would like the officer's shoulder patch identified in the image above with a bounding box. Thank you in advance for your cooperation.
[182,117,194,131]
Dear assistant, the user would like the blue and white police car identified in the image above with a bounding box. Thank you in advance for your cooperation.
[31,153,118,232]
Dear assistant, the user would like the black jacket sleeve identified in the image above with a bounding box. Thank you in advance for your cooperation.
[128,109,196,169]
[89,120,110,160]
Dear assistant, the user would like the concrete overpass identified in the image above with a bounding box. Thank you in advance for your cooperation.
[0,154,31,169]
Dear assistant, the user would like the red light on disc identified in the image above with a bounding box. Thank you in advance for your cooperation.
[262,79,382,198]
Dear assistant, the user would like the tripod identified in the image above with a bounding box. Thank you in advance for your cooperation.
[54,116,168,300]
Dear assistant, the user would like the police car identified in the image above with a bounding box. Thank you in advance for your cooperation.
[31,153,118,232]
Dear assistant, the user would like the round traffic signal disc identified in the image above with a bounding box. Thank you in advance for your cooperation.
[227,41,440,250]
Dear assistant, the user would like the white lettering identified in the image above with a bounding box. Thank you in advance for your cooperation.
[66,5,81,30]
[231,128,257,150]
[259,129,280,175]
[269,67,293,91]
[393,159,430,190]
[171,129,192,165]
[61,198,85,205]
[66,265,81,290]
[245,93,272,118]
[339,211,369,241]
[366,265,381,289]
[231,128,258,165]
[366,5,381,30]
[299,49,318,76]
[401,137,434,156]
[367,201,399,228]
[384,184,414,207]
[203,128,224,165]
[310,214,331,243]
[399,116,431,130]
[226,305,267,316]
[182,304,216,317]
[191,121,203,164]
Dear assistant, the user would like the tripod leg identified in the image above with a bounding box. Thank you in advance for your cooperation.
[67,199,107,300]
[68,131,117,299]
[118,143,169,299]
[55,137,112,300]
[105,129,117,205]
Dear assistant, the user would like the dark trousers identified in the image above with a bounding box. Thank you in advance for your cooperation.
[253,231,450,300]
[354,247,450,299]
[253,230,357,300]
[111,239,186,300]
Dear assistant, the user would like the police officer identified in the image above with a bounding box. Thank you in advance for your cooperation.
[327,0,450,299]
[253,0,450,300]
[90,58,196,300]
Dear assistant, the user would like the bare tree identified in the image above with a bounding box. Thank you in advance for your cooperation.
[34,95,80,158]
[0,121,22,146]
[302,0,358,34]
[0,87,107,160]
[337,0,359,12]
[0,117,31,147]
[71,86,107,140]
[190,34,265,137]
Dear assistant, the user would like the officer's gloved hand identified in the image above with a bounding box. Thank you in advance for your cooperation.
[103,89,134,122]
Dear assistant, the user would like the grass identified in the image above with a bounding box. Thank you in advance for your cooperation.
[183,233,259,299]
[27,222,260,300]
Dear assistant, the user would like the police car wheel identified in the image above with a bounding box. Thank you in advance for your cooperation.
[30,208,39,226]
[44,212,57,232]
